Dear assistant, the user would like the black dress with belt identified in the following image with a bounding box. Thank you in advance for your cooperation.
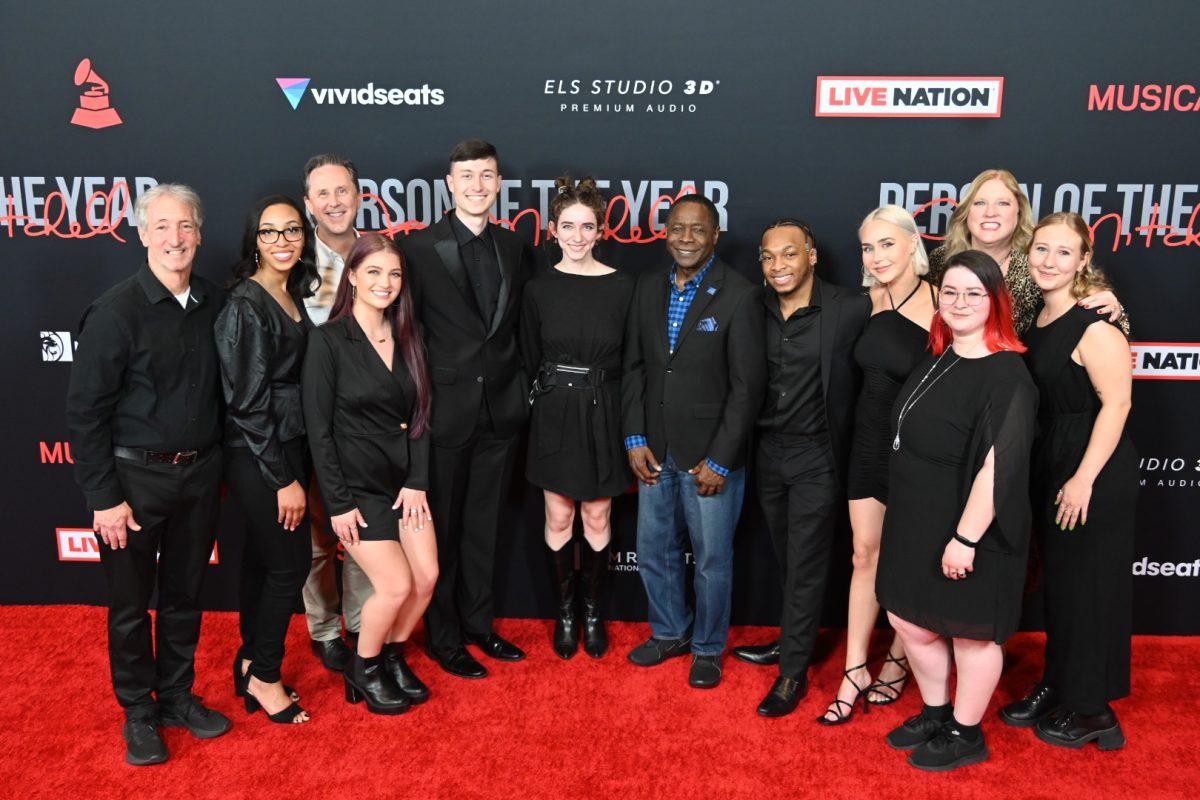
[876,350,1037,643]
[520,268,635,500]
[1024,305,1137,711]
[302,314,429,542]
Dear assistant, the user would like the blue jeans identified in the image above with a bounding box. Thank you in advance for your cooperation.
[636,454,746,655]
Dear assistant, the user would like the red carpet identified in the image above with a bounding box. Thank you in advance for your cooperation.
[2,606,1196,799]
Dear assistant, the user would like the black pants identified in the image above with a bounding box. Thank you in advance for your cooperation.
[224,441,311,684]
[756,434,838,678]
[98,448,221,718]
[425,406,518,650]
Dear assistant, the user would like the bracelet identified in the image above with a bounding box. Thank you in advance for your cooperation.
[951,531,978,548]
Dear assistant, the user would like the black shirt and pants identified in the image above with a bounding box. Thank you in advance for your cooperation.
[757,280,869,678]
[398,213,532,651]
[67,264,225,718]
[215,280,313,684]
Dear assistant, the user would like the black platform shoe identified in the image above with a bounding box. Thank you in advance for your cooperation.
[1035,706,1126,750]
[383,642,430,705]
[1000,683,1059,727]
[344,653,411,715]
[550,543,580,659]
[579,542,610,659]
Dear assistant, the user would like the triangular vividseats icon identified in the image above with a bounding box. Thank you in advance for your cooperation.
[275,78,311,110]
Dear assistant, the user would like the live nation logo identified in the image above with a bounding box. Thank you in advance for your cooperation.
[56,528,219,564]
[815,76,1004,118]
[1129,342,1200,380]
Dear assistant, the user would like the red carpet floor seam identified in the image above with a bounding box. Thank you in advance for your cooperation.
[1,606,1197,800]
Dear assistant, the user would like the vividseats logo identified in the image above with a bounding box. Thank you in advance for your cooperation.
[275,77,444,110]
[815,76,1003,118]
[1132,557,1200,577]
[1129,342,1200,380]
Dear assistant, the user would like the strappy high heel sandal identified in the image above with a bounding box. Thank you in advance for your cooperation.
[233,654,300,702]
[245,686,310,724]
[868,654,910,706]
[817,662,872,726]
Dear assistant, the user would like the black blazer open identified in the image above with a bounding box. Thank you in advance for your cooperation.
[399,214,533,448]
[622,257,767,471]
[301,315,428,520]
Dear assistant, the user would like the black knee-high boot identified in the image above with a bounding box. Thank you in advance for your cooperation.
[549,542,579,659]
[579,542,610,658]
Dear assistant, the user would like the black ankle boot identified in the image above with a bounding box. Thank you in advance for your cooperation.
[579,542,610,659]
[383,642,430,705]
[344,653,410,715]
[549,542,579,659]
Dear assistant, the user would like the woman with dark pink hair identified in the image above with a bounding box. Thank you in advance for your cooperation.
[302,233,437,715]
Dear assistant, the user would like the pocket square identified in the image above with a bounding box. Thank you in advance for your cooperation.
[696,316,719,332]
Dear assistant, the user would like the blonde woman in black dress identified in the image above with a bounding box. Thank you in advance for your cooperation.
[520,177,633,659]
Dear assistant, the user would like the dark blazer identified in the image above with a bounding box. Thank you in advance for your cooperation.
[399,214,533,448]
[301,315,428,519]
[622,257,767,471]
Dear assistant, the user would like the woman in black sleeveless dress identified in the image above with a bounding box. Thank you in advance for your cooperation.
[1001,213,1137,750]
[822,205,935,725]
[520,177,634,660]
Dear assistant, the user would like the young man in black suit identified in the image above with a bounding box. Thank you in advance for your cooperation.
[622,194,766,689]
[399,140,533,679]
[733,219,870,717]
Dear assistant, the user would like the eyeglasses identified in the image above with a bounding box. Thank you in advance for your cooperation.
[257,226,304,244]
[938,288,988,308]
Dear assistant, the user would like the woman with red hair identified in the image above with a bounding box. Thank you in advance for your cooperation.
[875,250,1037,771]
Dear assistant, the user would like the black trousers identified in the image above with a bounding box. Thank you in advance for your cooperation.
[424,405,518,650]
[98,448,221,717]
[756,434,839,678]
[224,442,311,684]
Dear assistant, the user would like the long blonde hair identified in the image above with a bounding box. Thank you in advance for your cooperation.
[1029,212,1112,300]
[858,204,929,287]
[943,169,1034,258]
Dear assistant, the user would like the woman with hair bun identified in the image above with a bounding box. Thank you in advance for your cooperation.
[520,176,634,660]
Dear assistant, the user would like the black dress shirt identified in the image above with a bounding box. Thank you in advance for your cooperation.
[449,211,501,325]
[214,279,314,490]
[759,282,826,437]
[67,264,226,510]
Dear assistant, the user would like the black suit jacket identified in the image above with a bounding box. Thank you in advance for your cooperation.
[622,258,767,471]
[302,315,428,517]
[399,214,533,448]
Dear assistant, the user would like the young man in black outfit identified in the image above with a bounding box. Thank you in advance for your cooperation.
[399,140,534,679]
[733,219,870,716]
[67,184,232,765]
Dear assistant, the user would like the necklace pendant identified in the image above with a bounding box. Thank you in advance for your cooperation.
[892,434,900,451]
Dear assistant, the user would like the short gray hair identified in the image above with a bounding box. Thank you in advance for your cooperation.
[858,204,929,287]
[134,183,204,230]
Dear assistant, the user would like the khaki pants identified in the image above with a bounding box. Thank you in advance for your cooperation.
[302,479,372,640]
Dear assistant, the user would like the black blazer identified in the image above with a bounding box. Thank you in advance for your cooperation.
[622,258,767,471]
[301,315,428,517]
[399,214,533,448]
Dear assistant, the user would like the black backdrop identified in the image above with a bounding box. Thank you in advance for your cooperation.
[4,2,1197,634]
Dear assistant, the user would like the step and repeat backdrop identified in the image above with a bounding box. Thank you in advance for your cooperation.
[3,3,1197,633]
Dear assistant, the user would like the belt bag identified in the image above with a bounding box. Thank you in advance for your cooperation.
[529,362,605,405]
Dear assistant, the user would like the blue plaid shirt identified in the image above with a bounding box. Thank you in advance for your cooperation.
[625,256,728,476]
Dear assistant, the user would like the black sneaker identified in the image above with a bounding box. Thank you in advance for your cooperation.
[122,718,168,766]
[907,726,989,772]
[627,636,691,667]
[887,708,948,750]
[158,694,232,739]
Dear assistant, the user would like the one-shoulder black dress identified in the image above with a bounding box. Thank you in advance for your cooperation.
[1024,305,1137,710]
[847,282,933,504]
[876,350,1037,643]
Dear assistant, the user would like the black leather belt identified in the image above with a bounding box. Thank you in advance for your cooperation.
[114,446,206,465]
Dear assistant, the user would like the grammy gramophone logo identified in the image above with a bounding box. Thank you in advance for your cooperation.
[69,58,123,129]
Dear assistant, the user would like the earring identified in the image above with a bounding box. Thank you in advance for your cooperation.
[351,285,357,300]
[254,251,259,266]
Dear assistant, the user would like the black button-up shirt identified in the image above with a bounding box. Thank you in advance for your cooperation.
[759,282,826,437]
[449,211,501,325]
[67,263,226,509]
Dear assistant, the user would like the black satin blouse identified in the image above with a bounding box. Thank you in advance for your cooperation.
[215,279,313,490]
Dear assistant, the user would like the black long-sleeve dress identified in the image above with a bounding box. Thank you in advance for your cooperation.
[876,350,1037,643]
[302,314,429,542]
[520,267,634,500]
[1024,305,1137,711]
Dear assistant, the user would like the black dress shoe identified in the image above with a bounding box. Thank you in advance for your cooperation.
[427,644,488,679]
[383,642,430,704]
[466,631,526,661]
[907,725,989,772]
[688,655,723,689]
[732,641,780,666]
[122,718,168,766]
[757,675,807,716]
[999,683,1058,727]
[628,636,691,667]
[1035,707,1126,750]
[311,637,352,673]
[158,694,232,739]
